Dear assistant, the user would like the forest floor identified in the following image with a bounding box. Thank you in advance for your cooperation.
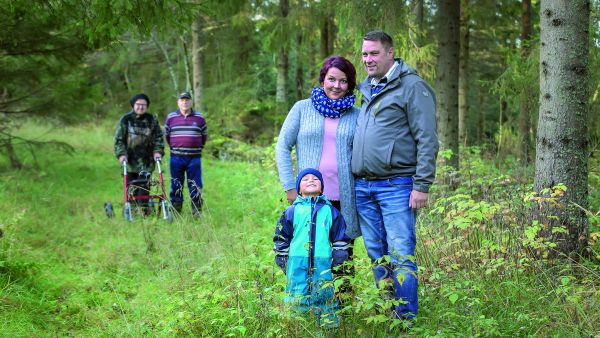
[1,122,599,337]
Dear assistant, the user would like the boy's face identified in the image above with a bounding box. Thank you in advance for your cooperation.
[299,174,322,197]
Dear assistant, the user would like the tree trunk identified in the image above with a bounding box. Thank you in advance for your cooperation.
[4,138,22,169]
[308,37,317,84]
[410,0,425,69]
[518,0,533,164]
[295,32,304,101]
[411,0,424,46]
[320,11,335,60]
[276,0,290,110]
[123,66,132,94]
[477,87,485,143]
[436,0,460,169]
[534,0,589,257]
[180,35,192,92]
[192,15,204,110]
[458,3,470,146]
[152,32,179,94]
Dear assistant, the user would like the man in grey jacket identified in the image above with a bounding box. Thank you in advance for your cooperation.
[352,31,438,320]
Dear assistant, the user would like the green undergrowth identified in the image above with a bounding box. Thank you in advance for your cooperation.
[0,123,598,337]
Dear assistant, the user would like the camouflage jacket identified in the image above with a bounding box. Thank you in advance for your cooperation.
[114,112,164,173]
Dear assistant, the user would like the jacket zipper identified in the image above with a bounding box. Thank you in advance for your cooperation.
[307,198,317,297]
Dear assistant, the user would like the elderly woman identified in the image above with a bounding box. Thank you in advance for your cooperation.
[276,55,360,266]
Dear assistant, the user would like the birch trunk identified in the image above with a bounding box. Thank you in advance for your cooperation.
[152,32,179,94]
[276,0,289,110]
[192,15,204,110]
[518,0,533,164]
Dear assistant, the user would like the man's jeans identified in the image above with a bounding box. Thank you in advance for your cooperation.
[355,176,418,318]
[169,155,203,203]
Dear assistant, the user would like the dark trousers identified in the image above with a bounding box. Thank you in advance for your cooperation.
[330,199,355,296]
[169,155,203,204]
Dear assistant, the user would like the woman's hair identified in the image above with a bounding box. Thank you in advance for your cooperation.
[319,56,357,95]
[130,93,150,107]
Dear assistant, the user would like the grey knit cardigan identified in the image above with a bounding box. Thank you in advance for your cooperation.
[275,98,360,238]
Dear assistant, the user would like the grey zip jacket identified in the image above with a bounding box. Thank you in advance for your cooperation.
[351,59,438,193]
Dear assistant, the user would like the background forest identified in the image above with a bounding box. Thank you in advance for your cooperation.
[1,0,599,336]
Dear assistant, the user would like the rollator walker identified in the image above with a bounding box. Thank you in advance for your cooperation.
[120,158,173,222]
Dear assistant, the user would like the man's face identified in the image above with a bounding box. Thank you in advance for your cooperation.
[178,98,192,112]
[362,40,394,80]
[299,174,322,197]
[133,99,148,115]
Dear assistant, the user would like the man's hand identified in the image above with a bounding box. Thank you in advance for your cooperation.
[285,189,298,205]
[153,152,162,161]
[118,155,127,164]
[409,190,429,209]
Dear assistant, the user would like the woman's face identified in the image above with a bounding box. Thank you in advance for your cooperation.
[322,67,349,100]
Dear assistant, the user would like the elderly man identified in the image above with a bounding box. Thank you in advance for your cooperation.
[352,31,438,320]
[164,92,208,217]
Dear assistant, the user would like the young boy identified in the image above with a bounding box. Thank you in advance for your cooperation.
[273,168,351,326]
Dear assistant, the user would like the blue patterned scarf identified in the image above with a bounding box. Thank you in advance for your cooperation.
[310,87,355,118]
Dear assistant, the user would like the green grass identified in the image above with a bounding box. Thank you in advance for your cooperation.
[0,122,599,337]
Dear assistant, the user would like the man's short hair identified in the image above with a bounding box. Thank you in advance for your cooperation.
[363,31,393,50]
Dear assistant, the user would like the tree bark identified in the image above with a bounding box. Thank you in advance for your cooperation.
[152,32,179,94]
[276,0,290,110]
[458,3,470,146]
[411,0,424,46]
[180,35,192,93]
[308,36,317,84]
[320,11,335,60]
[477,87,485,143]
[436,0,460,169]
[192,15,204,110]
[534,0,589,257]
[295,32,304,101]
[410,0,425,69]
[518,0,533,164]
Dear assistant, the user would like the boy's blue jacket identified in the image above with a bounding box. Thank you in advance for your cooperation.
[273,195,351,314]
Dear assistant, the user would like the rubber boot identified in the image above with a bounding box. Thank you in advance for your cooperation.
[191,195,203,218]
[172,201,183,213]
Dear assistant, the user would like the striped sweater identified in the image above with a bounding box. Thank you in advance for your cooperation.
[164,110,208,156]
[275,98,360,238]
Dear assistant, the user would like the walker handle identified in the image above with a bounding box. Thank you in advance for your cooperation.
[155,158,163,174]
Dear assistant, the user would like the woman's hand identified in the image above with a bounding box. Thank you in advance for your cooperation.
[285,189,298,204]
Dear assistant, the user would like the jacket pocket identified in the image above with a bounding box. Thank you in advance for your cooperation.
[364,127,396,172]
[390,133,417,168]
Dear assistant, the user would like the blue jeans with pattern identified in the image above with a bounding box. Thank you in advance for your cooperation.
[169,155,203,204]
[355,176,418,319]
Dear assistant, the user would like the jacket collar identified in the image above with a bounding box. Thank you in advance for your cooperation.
[292,195,330,207]
[358,58,416,101]
[177,109,196,117]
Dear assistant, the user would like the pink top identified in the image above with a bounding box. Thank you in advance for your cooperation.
[319,118,340,201]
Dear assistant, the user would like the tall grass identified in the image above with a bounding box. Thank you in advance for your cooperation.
[0,122,598,336]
